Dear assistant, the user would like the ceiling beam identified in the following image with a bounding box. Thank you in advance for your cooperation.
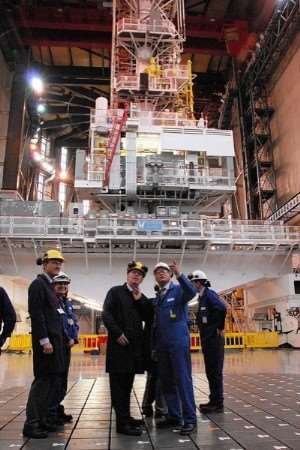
[41,117,90,130]
[35,65,110,78]
[46,93,94,108]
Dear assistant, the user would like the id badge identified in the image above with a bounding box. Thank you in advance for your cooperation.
[57,308,65,314]
[170,309,177,320]
[202,316,208,324]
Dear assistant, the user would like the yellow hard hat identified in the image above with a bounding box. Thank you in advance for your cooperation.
[43,249,64,262]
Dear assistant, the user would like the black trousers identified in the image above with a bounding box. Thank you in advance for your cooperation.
[202,335,225,406]
[142,365,167,414]
[109,373,135,426]
[48,348,71,417]
[25,375,61,426]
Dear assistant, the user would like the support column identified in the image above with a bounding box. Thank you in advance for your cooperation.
[0,51,12,189]
[2,67,26,191]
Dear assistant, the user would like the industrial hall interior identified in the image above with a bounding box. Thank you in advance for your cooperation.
[1,0,300,449]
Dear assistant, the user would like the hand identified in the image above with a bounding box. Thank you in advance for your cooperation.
[69,339,75,348]
[169,260,180,277]
[217,329,224,337]
[116,333,129,346]
[132,287,142,301]
[43,342,54,354]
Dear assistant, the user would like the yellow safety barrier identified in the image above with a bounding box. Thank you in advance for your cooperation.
[6,332,280,353]
[7,334,32,352]
[190,333,200,351]
[224,333,245,349]
[244,332,279,348]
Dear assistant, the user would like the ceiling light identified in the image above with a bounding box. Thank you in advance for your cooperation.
[30,76,44,94]
[37,103,46,113]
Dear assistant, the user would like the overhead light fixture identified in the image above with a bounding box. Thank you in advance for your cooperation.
[30,76,44,95]
[37,103,46,113]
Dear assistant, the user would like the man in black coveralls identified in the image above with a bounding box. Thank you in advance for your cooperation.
[103,261,152,436]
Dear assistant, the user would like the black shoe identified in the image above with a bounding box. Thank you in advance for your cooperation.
[117,424,142,436]
[200,404,224,413]
[180,423,197,435]
[23,424,48,439]
[129,417,144,427]
[40,420,59,432]
[142,406,153,417]
[156,417,182,429]
[59,412,73,423]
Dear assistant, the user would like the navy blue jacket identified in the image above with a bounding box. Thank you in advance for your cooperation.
[154,274,197,351]
[59,297,79,343]
[0,287,16,345]
[197,288,227,341]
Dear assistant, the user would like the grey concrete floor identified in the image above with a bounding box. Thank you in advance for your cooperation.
[0,350,300,449]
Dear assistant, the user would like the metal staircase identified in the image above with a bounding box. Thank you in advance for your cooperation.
[103,107,128,187]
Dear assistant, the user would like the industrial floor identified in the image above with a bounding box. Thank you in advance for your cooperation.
[1,350,300,449]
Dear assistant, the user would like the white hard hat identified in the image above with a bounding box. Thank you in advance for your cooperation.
[153,262,171,273]
[188,270,208,282]
[53,272,71,284]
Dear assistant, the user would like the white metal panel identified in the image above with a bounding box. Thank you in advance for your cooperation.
[161,128,235,156]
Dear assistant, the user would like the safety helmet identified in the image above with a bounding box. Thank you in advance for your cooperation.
[153,262,171,273]
[53,272,71,284]
[127,261,148,277]
[37,249,64,265]
[188,270,208,282]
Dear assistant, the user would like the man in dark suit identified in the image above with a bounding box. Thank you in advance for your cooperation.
[0,287,16,352]
[103,261,152,436]
[23,249,66,439]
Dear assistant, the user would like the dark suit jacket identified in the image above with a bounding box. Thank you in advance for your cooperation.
[103,283,153,373]
[29,274,66,377]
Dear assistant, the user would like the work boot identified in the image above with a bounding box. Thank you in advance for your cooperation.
[156,417,182,429]
[58,404,73,422]
[116,423,142,436]
[200,403,224,413]
[23,423,48,439]
[40,419,59,432]
[129,417,144,427]
[142,406,153,417]
[180,423,197,435]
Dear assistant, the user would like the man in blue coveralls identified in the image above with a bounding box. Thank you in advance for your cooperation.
[153,261,197,435]
[188,270,227,414]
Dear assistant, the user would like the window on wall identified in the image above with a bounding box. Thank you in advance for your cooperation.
[59,147,68,212]
[59,182,66,212]
[37,173,45,200]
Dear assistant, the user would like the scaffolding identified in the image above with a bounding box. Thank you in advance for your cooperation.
[238,0,300,220]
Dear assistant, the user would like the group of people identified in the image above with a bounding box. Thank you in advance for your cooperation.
[103,259,227,436]
[0,248,227,440]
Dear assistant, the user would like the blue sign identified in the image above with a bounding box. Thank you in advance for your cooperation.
[137,220,163,231]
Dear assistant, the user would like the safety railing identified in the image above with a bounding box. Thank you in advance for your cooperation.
[1,216,300,242]
[7,334,108,353]
[190,332,279,351]
[117,17,176,36]
[7,333,279,353]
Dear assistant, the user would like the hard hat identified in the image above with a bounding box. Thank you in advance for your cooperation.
[53,272,71,284]
[127,261,148,277]
[37,249,65,265]
[43,249,64,262]
[188,270,208,282]
[153,262,171,273]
